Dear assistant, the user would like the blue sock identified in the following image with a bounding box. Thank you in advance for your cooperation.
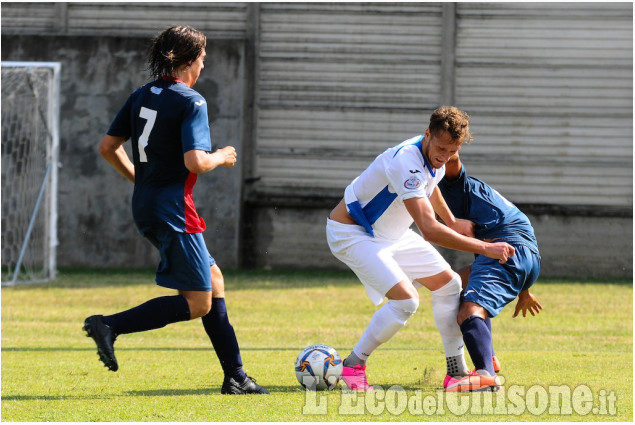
[201,298,246,381]
[485,317,495,356]
[460,315,495,376]
[102,295,190,335]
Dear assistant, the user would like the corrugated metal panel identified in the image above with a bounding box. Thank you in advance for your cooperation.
[0,3,59,33]
[455,2,633,207]
[67,2,247,38]
[252,2,445,199]
[1,2,248,38]
[255,109,433,196]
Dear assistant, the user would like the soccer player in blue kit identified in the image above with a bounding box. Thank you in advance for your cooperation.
[83,25,268,395]
[438,152,542,392]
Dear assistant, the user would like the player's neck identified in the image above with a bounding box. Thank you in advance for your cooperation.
[161,75,186,84]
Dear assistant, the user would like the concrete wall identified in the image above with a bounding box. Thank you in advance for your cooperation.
[1,35,245,269]
[243,204,632,279]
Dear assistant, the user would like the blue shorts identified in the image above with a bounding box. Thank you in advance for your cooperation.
[142,226,215,292]
[462,244,541,317]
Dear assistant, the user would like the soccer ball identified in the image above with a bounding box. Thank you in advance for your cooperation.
[294,344,343,390]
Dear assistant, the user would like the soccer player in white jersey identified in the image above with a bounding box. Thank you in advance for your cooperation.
[326,106,515,391]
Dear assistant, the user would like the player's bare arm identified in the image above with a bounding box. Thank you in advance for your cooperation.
[512,290,543,318]
[99,134,134,183]
[184,146,237,174]
[443,152,462,180]
[404,196,515,263]
[429,186,475,237]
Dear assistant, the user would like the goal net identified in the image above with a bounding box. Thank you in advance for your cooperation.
[1,62,60,286]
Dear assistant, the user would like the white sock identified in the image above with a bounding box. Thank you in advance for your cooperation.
[353,298,419,361]
[431,273,469,375]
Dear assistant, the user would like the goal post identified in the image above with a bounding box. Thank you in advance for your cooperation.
[1,61,61,286]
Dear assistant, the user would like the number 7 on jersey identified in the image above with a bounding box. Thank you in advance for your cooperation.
[138,107,157,162]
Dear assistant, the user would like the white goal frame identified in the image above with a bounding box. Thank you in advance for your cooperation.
[1,61,61,286]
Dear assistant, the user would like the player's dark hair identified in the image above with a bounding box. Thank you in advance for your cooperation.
[148,25,206,79]
[429,106,473,144]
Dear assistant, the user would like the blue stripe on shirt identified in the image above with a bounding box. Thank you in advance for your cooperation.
[363,186,398,225]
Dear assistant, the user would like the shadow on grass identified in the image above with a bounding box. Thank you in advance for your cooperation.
[2,394,110,401]
[1,346,309,352]
[127,385,305,397]
[3,268,631,292]
[2,386,310,402]
[125,388,217,397]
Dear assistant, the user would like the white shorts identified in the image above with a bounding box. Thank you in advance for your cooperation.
[326,218,451,305]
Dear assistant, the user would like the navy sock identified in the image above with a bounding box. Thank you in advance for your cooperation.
[460,315,495,376]
[485,317,495,356]
[201,298,246,381]
[102,295,191,335]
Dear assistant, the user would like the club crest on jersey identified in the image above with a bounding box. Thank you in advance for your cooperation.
[404,176,421,190]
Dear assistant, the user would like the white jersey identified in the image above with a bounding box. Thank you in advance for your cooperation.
[344,135,445,240]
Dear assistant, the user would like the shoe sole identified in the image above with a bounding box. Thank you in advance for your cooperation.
[446,385,500,392]
[445,376,500,393]
[221,376,270,395]
[221,386,269,395]
[83,320,118,372]
[449,382,501,392]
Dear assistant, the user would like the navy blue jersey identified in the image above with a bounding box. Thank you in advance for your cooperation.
[438,165,538,252]
[107,78,211,233]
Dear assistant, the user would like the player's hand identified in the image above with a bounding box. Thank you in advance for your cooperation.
[483,242,515,264]
[217,146,238,167]
[451,218,476,237]
[513,290,542,318]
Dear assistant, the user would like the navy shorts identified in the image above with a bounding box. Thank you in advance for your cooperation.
[462,244,541,317]
[143,226,215,292]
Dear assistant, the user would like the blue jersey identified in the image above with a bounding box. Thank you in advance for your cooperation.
[107,78,211,234]
[438,165,538,252]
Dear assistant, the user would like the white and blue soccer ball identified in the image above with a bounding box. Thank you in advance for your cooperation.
[295,344,343,390]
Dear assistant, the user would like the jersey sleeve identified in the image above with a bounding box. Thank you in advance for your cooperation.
[385,146,430,200]
[181,96,212,153]
[106,93,134,139]
[438,165,468,219]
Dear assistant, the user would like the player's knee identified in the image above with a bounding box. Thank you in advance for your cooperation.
[211,265,225,298]
[431,273,462,328]
[434,273,462,297]
[457,303,470,326]
[388,298,419,323]
[211,280,225,298]
[183,294,212,319]
[457,302,487,326]
[191,300,212,319]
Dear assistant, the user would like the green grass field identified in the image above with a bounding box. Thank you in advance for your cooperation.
[1,268,632,421]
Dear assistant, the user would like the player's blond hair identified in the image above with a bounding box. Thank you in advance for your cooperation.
[429,106,473,144]
[148,25,206,79]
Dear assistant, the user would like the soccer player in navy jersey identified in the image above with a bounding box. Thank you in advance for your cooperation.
[437,152,542,392]
[82,25,268,395]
